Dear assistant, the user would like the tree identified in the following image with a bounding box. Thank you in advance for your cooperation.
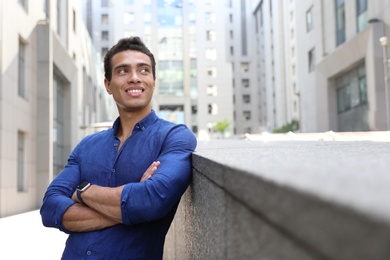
[214,119,230,136]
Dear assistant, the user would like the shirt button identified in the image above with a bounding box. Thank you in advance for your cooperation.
[114,143,118,147]
[112,169,115,173]
[87,251,91,255]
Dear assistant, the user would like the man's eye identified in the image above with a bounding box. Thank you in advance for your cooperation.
[118,69,127,74]
[140,68,149,73]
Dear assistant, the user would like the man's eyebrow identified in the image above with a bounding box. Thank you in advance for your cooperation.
[114,63,151,70]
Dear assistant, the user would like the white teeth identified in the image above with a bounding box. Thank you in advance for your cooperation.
[127,89,142,93]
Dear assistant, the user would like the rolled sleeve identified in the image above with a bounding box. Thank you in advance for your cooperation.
[40,146,82,233]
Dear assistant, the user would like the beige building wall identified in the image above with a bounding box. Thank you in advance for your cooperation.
[296,0,390,132]
[0,0,108,217]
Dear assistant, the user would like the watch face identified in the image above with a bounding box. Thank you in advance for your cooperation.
[77,182,90,191]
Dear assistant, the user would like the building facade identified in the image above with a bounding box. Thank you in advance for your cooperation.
[252,0,390,132]
[83,0,234,140]
[0,0,109,217]
[303,0,390,132]
[251,0,299,132]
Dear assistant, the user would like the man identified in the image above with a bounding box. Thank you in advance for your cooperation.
[40,37,197,259]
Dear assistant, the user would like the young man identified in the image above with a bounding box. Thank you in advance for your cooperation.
[40,37,197,259]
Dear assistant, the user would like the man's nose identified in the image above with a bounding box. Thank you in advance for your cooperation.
[128,71,140,83]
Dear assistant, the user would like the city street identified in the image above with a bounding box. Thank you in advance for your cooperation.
[0,210,67,259]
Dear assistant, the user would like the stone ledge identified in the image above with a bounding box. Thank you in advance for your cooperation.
[165,140,390,260]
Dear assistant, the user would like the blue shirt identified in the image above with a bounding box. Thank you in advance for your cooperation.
[40,110,197,259]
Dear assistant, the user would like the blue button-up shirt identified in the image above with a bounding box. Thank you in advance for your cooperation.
[40,110,197,259]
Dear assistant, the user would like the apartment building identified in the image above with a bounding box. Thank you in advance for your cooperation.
[251,0,299,132]
[300,0,390,132]
[83,0,234,139]
[0,0,108,217]
[252,0,390,132]
[226,0,262,134]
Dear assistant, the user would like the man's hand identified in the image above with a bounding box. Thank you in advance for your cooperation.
[140,161,160,182]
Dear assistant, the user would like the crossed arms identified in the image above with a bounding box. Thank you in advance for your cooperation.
[62,161,160,232]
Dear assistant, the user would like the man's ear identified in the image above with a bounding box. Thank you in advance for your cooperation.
[104,78,112,95]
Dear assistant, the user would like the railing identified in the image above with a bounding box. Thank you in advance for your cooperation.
[164,138,390,260]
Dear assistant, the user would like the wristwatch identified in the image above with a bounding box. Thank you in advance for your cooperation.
[76,182,91,204]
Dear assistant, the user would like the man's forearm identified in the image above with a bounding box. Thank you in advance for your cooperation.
[63,203,120,232]
[80,185,125,222]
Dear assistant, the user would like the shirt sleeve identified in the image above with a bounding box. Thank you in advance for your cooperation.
[40,144,82,234]
[120,124,197,225]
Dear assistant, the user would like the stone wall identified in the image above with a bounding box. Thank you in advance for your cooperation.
[164,140,390,260]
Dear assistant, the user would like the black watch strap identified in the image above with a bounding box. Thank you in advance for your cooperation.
[77,189,85,204]
[76,182,91,204]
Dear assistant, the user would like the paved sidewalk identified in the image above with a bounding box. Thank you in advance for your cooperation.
[0,210,67,259]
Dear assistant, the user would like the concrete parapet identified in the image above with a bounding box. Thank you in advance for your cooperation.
[164,140,390,260]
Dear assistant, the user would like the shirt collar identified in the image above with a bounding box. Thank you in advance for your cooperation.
[112,109,158,135]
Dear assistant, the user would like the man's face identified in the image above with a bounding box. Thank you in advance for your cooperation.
[105,50,155,115]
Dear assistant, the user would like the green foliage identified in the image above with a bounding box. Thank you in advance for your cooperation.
[214,119,230,134]
[272,120,300,133]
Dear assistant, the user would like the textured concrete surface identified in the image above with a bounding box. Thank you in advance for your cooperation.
[164,140,390,260]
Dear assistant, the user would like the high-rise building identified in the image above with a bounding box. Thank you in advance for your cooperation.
[251,0,299,133]
[0,0,108,217]
[83,0,234,140]
[252,0,390,132]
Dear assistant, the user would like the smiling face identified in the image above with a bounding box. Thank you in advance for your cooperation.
[105,50,156,117]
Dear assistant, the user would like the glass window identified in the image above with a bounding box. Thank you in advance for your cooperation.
[206,48,217,60]
[205,12,216,24]
[243,95,251,104]
[206,30,216,42]
[101,0,108,7]
[306,6,313,32]
[358,76,367,103]
[101,31,109,40]
[53,74,66,177]
[243,111,251,120]
[73,9,76,32]
[356,0,368,32]
[18,39,27,99]
[207,85,218,96]
[124,12,134,24]
[335,0,346,46]
[242,79,249,88]
[337,84,351,113]
[208,104,218,115]
[241,63,249,72]
[124,0,134,4]
[101,14,109,24]
[336,63,366,113]
[207,67,217,78]
[308,48,315,72]
[101,47,108,59]
[17,131,27,192]
[144,13,152,24]
[158,61,184,96]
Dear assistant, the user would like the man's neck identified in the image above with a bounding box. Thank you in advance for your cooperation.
[116,107,151,140]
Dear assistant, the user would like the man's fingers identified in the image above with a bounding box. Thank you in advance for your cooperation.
[140,161,160,182]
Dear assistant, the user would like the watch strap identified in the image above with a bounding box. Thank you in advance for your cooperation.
[77,189,85,204]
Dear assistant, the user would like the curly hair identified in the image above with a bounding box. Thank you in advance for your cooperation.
[104,37,156,81]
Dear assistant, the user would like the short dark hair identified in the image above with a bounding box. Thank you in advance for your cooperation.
[104,36,156,81]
